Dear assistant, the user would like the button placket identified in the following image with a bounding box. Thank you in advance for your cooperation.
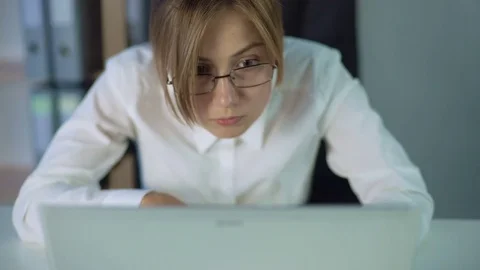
[217,139,235,202]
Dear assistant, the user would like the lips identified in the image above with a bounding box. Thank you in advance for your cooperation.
[215,116,243,126]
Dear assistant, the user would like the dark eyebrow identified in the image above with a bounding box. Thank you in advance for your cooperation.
[198,42,265,62]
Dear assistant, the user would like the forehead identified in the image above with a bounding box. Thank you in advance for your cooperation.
[199,9,264,59]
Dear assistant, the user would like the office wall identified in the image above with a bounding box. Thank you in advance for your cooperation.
[358,0,480,218]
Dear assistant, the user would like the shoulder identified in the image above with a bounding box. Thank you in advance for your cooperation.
[105,43,155,75]
[284,36,340,59]
[273,37,354,131]
[283,36,342,71]
[281,36,343,94]
[101,44,158,103]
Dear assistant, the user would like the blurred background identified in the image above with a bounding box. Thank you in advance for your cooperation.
[0,0,478,219]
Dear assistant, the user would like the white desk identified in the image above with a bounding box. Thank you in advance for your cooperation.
[1,205,479,270]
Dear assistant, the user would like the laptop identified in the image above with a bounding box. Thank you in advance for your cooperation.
[40,205,421,270]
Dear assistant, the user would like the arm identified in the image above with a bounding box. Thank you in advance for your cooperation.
[12,59,150,245]
[320,51,434,242]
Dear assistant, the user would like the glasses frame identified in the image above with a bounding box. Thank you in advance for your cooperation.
[167,63,277,95]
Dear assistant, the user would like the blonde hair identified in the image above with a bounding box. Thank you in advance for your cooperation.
[150,0,284,125]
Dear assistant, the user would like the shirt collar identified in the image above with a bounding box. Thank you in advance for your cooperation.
[192,125,218,154]
[192,106,268,154]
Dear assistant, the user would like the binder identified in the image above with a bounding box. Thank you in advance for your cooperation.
[30,87,55,161]
[48,0,103,84]
[20,0,52,83]
[58,88,84,124]
[126,0,151,46]
[29,87,85,161]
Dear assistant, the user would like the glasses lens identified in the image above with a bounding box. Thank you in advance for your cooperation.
[195,75,214,94]
[232,64,273,88]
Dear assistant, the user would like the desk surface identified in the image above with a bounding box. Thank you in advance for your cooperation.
[1,205,479,270]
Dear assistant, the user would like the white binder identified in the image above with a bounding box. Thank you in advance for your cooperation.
[58,89,84,124]
[20,0,52,83]
[30,87,55,160]
[48,0,103,84]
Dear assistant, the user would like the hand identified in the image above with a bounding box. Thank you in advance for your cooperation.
[140,192,186,207]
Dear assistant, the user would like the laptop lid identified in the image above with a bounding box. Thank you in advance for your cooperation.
[40,205,421,270]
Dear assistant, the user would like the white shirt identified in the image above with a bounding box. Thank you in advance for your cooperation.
[13,37,434,245]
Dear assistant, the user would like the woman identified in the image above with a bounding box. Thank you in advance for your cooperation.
[13,0,434,245]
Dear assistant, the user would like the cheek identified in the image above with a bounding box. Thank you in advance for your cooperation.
[194,95,212,120]
[244,86,271,112]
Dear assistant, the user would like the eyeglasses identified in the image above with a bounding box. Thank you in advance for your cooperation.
[167,63,276,95]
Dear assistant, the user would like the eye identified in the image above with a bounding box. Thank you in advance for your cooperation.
[236,59,260,69]
[197,65,212,75]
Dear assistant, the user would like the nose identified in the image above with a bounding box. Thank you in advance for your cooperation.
[213,77,239,107]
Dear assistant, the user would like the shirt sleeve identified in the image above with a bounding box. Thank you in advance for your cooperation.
[12,58,151,245]
[320,50,435,243]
